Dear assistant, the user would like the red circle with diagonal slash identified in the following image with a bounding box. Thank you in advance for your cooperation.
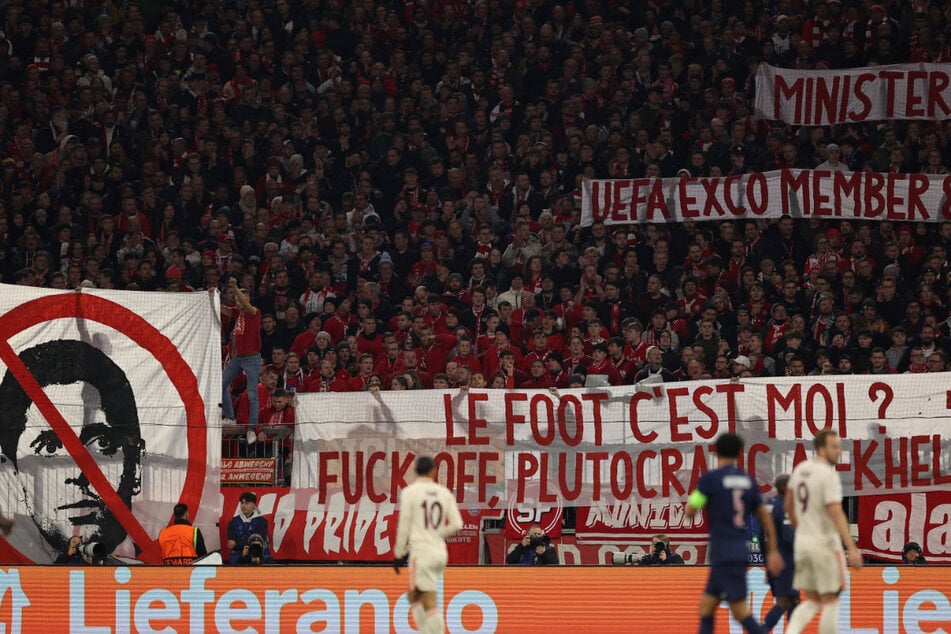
[0,293,207,563]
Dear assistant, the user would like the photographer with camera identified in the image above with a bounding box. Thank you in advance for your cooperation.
[506,525,558,565]
[639,534,685,565]
[236,533,273,565]
[227,491,269,563]
[902,542,927,565]
[54,536,86,565]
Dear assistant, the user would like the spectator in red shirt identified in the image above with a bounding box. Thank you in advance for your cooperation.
[308,359,351,393]
[521,358,553,388]
[349,354,377,391]
[221,278,263,433]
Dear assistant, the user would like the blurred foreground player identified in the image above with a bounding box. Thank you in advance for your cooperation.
[393,456,463,634]
[784,430,862,634]
[686,433,783,634]
[761,474,798,632]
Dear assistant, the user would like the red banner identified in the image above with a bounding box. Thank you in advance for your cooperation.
[858,492,951,564]
[486,533,709,565]
[219,488,483,563]
[574,502,708,557]
[221,458,276,485]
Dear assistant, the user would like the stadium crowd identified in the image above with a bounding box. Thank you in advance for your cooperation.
[2,0,951,412]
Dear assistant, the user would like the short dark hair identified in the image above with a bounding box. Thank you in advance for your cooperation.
[814,429,838,450]
[173,503,189,520]
[239,492,257,504]
[715,433,743,459]
[415,455,436,475]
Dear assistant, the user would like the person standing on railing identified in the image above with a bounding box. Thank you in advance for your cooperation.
[220,278,263,442]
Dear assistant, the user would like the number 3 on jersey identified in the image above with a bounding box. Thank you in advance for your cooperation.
[423,500,444,529]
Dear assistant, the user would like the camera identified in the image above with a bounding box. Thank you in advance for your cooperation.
[529,535,548,549]
[611,552,639,565]
[81,542,107,564]
[248,542,264,558]
[654,541,667,554]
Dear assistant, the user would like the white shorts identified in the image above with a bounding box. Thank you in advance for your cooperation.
[409,550,447,593]
[793,547,845,595]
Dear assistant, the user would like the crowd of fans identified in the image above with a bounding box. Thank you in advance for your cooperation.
[2,0,951,410]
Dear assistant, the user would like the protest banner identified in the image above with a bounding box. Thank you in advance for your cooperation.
[0,284,222,564]
[858,492,951,564]
[218,487,484,563]
[580,169,951,226]
[221,458,277,485]
[0,565,947,632]
[754,62,951,125]
[292,374,951,512]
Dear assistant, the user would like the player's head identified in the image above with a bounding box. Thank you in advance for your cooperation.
[415,455,436,477]
[714,433,743,460]
[774,474,790,496]
[814,429,841,464]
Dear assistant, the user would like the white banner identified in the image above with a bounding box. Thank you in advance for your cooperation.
[0,284,222,563]
[754,62,951,125]
[580,169,951,226]
[293,374,951,510]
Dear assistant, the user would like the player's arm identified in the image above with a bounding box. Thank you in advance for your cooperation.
[757,502,785,577]
[784,485,797,530]
[393,489,412,560]
[439,493,464,539]
[685,477,709,518]
[826,501,862,570]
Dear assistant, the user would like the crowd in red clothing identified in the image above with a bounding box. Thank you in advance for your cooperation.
[2,0,951,410]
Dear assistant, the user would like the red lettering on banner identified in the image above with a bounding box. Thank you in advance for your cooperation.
[613,180,634,223]
[880,70,904,117]
[911,436,931,487]
[928,71,950,118]
[853,440,882,490]
[746,173,767,215]
[941,177,951,219]
[724,175,745,215]
[467,392,490,445]
[804,383,834,436]
[679,178,699,218]
[636,450,657,498]
[559,453,584,501]
[766,383,801,437]
[886,174,907,219]
[864,172,886,218]
[885,436,909,489]
[319,452,340,503]
[342,452,364,503]
[692,385,719,439]
[661,450,686,497]
[366,452,387,503]
[839,75,851,122]
[478,452,499,503]
[717,383,744,433]
[907,174,929,220]
[647,179,669,220]
[391,452,414,501]
[444,393,464,445]
[516,453,538,502]
[629,392,658,442]
[581,392,607,445]
[454,452,477,501]
[781,169,810,216]
[530,394,555,445]
[834,170,862,217]
[803,76,814,124]
[748,444,770,492]
[905,71,927,117]
[848,74,875,121]
[792,442,809,466]
[591,181,605,222]
[934,435,951,485]
[558,395,584,446]
[611,452,634,499]
[811,170,833,215]
[668,387,691,441]
[814,75,841,124]
[505,392,527,444]
[587,453,608,501]
[537,454,557,502]
[774,75,804,121]
[701,178,726,217]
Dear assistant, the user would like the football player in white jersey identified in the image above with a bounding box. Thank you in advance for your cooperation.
[393,455,463,634]
[784,430,863,634]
